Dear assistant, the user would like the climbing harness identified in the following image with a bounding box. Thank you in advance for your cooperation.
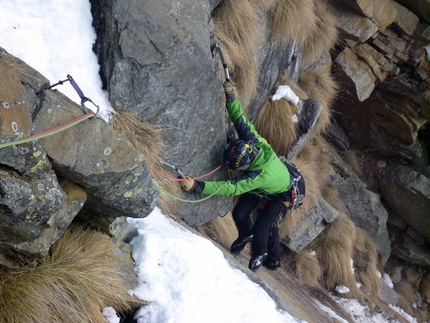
[211,37,231,83]
[37,74,100,118]
[279,156,306,212]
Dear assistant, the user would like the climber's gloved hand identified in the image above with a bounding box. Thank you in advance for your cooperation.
[223,81,235,103]
[179,176,204,194]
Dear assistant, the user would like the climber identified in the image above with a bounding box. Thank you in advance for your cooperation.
[180,81,300,272]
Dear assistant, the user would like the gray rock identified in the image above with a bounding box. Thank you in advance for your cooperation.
[34,90,158,221]
[334,47,376,102]
[334,4,379,43]
[391,232,430,266]
[342,0,397,29]
[281,197,339,252]
[379,276,399,306]
[395,0,430,25]
[326,145,391,263]
[380,164,430,242]
[94,0,233,225]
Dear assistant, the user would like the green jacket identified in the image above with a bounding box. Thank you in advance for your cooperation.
[201,99,292,197]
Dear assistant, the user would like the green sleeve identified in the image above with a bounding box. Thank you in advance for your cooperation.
[226,99,265,144]
[201,171,266,197]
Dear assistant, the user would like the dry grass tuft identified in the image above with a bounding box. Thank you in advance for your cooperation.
[254,98,298,155]
[213,0,262,107]
[321,185,345,213]
[247,0,276,12]
[295,249,322,287]
[419,274,430,304]
[353,228,380,297]
[313,212,358,296]
[268,0,317,47]
[298,64,338,136]
[301,0,338,65]
[0,227,130,323]
[340,150,364,179]
[110,109,163,167]
[202,213,238,250]
[110,109,181,216]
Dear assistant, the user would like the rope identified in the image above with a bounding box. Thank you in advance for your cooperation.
[152,179,229,203]
[148,164,222,181]
[0,113,103,150]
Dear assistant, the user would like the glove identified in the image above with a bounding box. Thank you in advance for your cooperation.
[179,176,204,194]
[223,81,235,103]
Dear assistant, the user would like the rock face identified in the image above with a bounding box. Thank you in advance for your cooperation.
[92,0,232,226]
[0,49,157,266]
[0,3,429,316]
[380,165,430,242]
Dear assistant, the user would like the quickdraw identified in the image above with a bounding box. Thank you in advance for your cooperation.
[37,74,100,118]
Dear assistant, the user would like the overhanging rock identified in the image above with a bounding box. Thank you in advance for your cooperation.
[281,197,339,252]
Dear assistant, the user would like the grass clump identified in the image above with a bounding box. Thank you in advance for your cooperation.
[110,109,181,216]
[0,227,131,323]
[212,0,262,107]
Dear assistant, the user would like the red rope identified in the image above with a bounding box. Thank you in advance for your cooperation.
[148,164,222,181]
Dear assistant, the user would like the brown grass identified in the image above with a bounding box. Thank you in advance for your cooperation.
[301,0,338,65]
[419,274,430,303]
[297,64,338,136]
[247,0,276,12]
[110,109,163,167]
[254,98,298,155]
[268,0,317,47]
[202,212,239,250]
[295,249,322,286]
[340,150,364,179]
[352,228,380,298]
[0,227,131,323]
[285,80,309,101]
[312,212,358,297]
[212,0,262,107]
[110,109,181,216]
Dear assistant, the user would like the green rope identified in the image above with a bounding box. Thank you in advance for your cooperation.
[0,114,103,150]
[152,179,230,203]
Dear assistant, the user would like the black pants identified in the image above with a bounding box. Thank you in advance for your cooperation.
[232,193,287,261]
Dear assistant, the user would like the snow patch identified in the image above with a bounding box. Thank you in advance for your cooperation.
[335,285,350,294]
[271,85,300,106]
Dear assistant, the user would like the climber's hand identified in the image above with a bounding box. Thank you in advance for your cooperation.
[223,81,235,103]
[179,176,204,194]
[179,176,195,192]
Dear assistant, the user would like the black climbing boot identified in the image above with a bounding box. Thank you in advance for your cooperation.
[263,258,281,270]
[230,235,253,255]
[248,254,267,272]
